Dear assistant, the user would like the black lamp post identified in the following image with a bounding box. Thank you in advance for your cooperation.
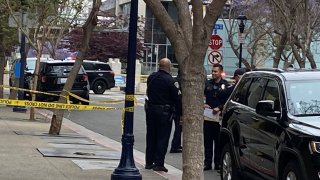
[237,14,247,68]
[13,0,27,112]
[110,0,141,179]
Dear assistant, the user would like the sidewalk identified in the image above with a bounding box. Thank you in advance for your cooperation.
[0,106,168,180]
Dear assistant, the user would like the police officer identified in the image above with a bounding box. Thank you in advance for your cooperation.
[170,70,182,153]
[225,67,249,97]
[204,64,230,171]
[145,58,179,173]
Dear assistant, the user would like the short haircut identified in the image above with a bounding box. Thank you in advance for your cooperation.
[213,64,223,71]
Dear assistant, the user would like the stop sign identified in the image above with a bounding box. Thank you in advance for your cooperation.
[209,35,223,49]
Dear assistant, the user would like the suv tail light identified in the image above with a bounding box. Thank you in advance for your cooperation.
[82,74,88,81]
[111,71,115,77]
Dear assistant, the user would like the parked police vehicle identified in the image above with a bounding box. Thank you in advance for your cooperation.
[18,60,90,105]
[220,68,320,180]
[81,60,115,94]
[9,57,54,87]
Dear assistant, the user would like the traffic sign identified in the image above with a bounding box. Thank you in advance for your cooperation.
[209,35,223,50]
[238,33,246,43]
[208,50,223,65]
[214,24,223,30]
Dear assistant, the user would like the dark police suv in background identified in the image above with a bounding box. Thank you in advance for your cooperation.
[34,60,90,105]
[82,60,115,94]
[220,68,320,180]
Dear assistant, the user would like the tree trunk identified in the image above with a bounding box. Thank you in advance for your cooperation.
[0,29,4,99]
[29,39,44,121]
[144,0,226,179]
[291,43,305,68]
[306,49,316,69]
[181,61,206,180]
[273,33,287,68]
[49,0,101,135]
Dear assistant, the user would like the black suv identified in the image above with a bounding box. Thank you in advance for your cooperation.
[82,60,115,94]
[220,69,320,180]
[33,60,90,105]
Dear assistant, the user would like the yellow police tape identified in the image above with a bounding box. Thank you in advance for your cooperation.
[0,85,67,99]
[0,85,138,105]
[0,98,125,111]
[0,85,139,112]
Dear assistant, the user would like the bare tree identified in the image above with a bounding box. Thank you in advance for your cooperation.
[49,0,101,134]
[144,0,227,179]
[268,0,320,68]
[221,0,272,69]
[5,0,86,120]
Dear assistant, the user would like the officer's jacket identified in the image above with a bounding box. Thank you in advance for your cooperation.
[147,70,179,107]
[204,78,230,110]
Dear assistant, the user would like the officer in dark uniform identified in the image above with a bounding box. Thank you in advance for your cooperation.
[204,64,230,171]
[170,70,182,153]
[144,58,179,173]
[225,67,249,97]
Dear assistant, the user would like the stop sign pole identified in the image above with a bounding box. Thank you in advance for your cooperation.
[209,35,223,50]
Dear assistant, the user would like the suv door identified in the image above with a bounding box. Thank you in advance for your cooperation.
[228,77,254,169]
[242,77,269,170]
[250,78,282,179]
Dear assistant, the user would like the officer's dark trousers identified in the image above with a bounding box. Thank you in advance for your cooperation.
[171,116,182,150]
[145,105,173,167]
[203,120,221,167]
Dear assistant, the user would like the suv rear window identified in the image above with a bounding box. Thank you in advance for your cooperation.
[45,64,85,74]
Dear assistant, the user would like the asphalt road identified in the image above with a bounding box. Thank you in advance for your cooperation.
[63,91,220,180]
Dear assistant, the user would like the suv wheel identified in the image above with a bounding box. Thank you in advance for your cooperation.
[93,80,107,94]
[282,161,302,180]
[221,144,240,180]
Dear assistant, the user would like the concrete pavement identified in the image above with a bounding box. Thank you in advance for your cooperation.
[0,106,170,180]
[1,73,184,180]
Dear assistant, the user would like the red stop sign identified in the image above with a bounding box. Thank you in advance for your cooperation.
[209,35,223,49]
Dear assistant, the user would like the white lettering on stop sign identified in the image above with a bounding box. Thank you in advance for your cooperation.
[209,35,223,50]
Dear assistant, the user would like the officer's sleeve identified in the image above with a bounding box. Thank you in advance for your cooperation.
[204,80,209,95]
[169,78,179,107]
[218,80,232,110]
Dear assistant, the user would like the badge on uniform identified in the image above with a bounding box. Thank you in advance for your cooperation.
[174,82,179,89]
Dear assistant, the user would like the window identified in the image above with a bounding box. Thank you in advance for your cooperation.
[96,64,111,71]
[247,78,267,109]
[287,80,320,115]
[262,79,280,111]
[232,77,252,105]
[83,62,95,70]
[45,64,84,74]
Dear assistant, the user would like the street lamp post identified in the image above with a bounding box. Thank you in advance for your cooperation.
[13,0,27,112]
[237,14,247,68]
[110,0,142,179]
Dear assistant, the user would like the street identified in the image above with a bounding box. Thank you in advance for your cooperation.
[63,91,221,180]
